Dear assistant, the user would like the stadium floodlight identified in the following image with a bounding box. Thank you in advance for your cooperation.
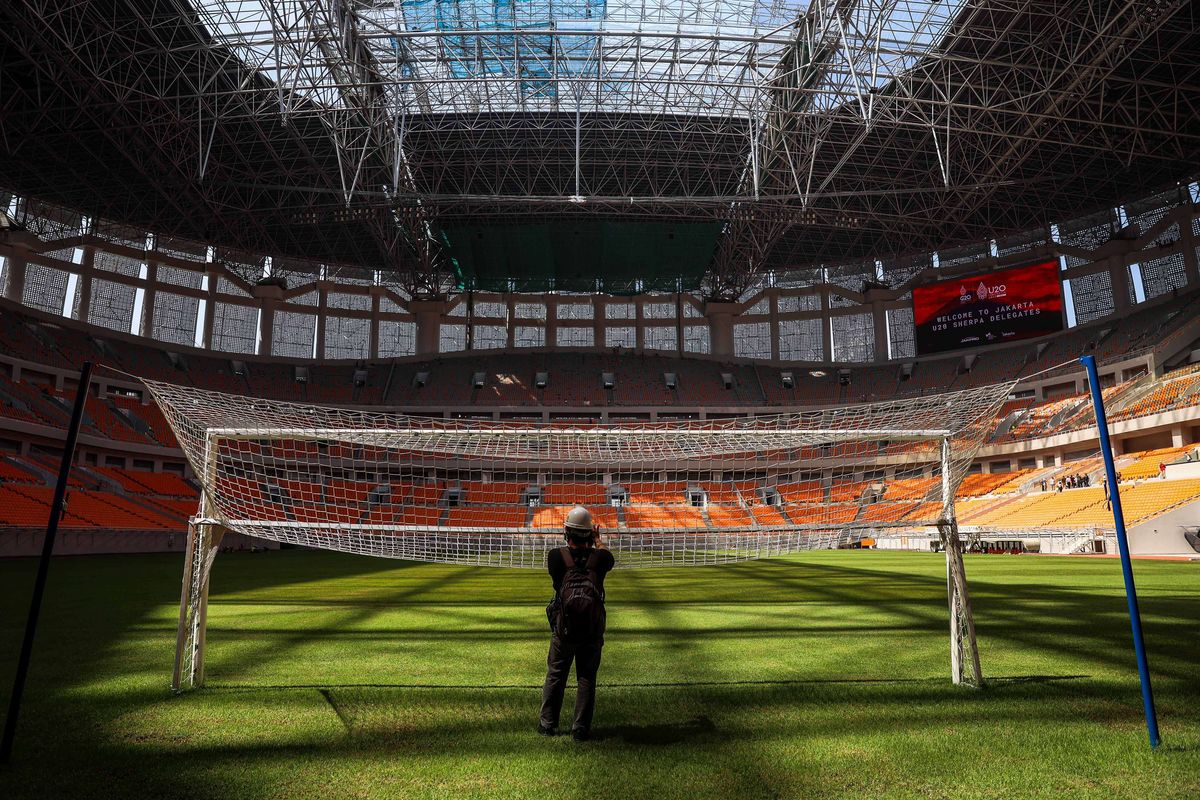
[143,378,1017,692]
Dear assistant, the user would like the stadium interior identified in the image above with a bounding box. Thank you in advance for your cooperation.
[2,186,1200,556]
[2,1,1200,797]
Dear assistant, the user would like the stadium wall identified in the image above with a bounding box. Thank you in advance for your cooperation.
[1128,503,1200,556]
[3,185,1200,369]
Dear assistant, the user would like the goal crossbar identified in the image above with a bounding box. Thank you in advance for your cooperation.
[205,427,953,440]
[219,519,938,533]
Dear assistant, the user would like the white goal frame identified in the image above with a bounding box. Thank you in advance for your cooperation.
[172,426,983,692]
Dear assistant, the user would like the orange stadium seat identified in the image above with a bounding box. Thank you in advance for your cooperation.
[623,481,688,505]
[0,458,40,483]
[624,506,706,529]
[542,482,608,505]
[530,505,619,530]
[445,507,529,528]
[705,507,753,528]
[857,503,919,524]
[749,505,790,527]
[782,504,857,526]
[462,481,527,505]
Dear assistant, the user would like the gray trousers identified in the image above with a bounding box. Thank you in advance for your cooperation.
[539,635,603,733]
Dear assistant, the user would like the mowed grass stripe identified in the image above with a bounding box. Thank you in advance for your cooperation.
[0,549,1197,799]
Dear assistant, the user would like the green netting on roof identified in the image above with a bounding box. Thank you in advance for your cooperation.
[439,220,722,294]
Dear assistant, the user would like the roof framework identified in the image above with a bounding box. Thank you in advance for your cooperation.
[0,0,1197,297]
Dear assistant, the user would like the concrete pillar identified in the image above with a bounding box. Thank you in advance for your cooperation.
[201,270,219,349]
[768,292,780,361]
[704,301,738,357]
[140,260,157,338]
[820,290,833,362]
[634,299,645,350]
[368,287,383,360]
[507,296,517,348]
[1171,425,1185,447]
[545,298,558,348]
[76,246,96,322]
[252,282,284,357]
[409,299,447,356]
[314,285,328,360]
[869,297,888,361]
[1179,206,1200,286]
[2,232,39,302]
[1110,257,1132,313]
[592,298,605,347]
[258,300,278,356]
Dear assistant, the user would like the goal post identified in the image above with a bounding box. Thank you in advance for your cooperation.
[146,378,1014,691]
[172,517,224,692]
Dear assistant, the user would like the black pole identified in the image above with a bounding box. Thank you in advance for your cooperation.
[0,360,93,764]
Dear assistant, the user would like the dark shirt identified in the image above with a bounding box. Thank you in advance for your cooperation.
[547,546,615,594]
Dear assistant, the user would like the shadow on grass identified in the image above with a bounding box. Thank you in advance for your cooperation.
[205,673,1092,692]
[2,551,1196,800]
[594,714,718,745]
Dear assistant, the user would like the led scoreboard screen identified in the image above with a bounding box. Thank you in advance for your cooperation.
[912,260,1064,356]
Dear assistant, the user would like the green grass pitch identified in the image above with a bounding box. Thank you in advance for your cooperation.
[1,549,1198,799]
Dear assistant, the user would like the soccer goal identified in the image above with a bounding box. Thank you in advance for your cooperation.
[143,379,1015,693]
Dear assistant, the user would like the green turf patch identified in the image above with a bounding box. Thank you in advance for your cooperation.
[1,550,1197,799]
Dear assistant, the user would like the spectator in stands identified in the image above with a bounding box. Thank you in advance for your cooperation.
[1159,462,1167,479]
[540,506,614,742]
[1103,479,1111,510]
[1040,479,1048,492]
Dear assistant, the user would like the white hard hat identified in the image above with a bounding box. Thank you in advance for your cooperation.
[564,505,594,534]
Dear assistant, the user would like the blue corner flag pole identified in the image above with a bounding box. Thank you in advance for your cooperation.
[1080,355,1161,748]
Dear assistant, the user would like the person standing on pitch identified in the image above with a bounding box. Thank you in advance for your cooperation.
[539,506,614,741]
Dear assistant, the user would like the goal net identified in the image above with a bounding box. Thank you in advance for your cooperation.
[146,377,1015,690]
[145,378,1015,568]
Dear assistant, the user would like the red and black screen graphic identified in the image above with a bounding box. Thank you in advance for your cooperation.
[912,260,1064,356]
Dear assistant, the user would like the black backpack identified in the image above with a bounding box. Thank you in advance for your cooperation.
[553,548,605,641]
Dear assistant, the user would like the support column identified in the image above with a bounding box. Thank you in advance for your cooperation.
[2,232,40,303]
[870,299,888,361]
[315,284,328,360]
[507,296,517,348]
[1179,207,1200,286]
[409,299,447,356]
[704,301,738,358]
[1171,425,1185,448]
[1110,257,1132,314]
[368,286,383,360]
[768,292,780,361]
[676,295,687,354]
[75,246,96,322]
[820,290,833,362]
[201,270,219,349]
[252,281,284,357]
[634,299,645,350]
[592,298,605,347]
[140,260,158,338]
[545,298,558,348]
